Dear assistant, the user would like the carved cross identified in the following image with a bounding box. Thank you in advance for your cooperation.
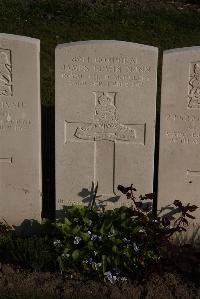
[65,91,145,196]
[187,170,200,180]
[0,157,12,163]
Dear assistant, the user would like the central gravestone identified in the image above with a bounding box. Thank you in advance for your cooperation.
[56,41,158,210]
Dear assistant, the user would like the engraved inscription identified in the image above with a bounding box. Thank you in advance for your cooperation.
[75,92,136,142]
[65,91,146,196]
[0,117,31,132]
[0,101,31,132]
[0,49,12,96]
[62,55,151,88]
[165,113,200,144]
[188,62,200,109]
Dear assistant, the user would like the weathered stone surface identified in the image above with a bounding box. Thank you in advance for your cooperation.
[158,47,200,220]
[56,40,158,211]
[0,34,41,225]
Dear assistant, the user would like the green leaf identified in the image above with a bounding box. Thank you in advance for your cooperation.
[71,225,81,235]
[79,231,90,242]
[109,237,122,245]
[99,218,112,235]
[102,255,107,273]
[72,249,80,261]
[112,245,118,253]
[87,240,94,250]
[64,218,72,226]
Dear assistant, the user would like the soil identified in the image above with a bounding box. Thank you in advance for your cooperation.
[0,263,199,299]
[124,0,200,11]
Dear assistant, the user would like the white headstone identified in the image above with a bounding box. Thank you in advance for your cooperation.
[56,40,158,210]
[158,47,200,220]
[0,34,42,225]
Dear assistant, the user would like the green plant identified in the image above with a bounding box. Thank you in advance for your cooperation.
[53,184,198,282]
[0,219,12,259]
[9,236,57,271]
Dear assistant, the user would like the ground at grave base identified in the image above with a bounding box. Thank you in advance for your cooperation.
[0,264,199,299]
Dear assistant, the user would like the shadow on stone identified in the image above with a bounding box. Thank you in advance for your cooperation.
[158,204,200,247]
[157,205,180,220]
[55,184,121,221]
[78,182,120,210]
[13,219,43,237]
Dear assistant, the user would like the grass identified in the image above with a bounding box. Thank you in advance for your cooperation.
[0,294,91,299]
[0,294,55,299]
[0,0,199,106]
[0,291,91,299]
[0,294,86,299]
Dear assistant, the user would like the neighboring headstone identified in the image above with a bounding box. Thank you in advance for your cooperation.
[56,40,158,211]
[0,34,41,225]
[158,47,200,220]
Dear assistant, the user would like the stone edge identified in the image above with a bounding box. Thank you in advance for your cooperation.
[56,40,158,52]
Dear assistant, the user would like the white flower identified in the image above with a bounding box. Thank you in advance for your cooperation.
[91,234,98,241]
[97,211,103,217]
[74,236,82,245]
[138,228,147,235]
[108,233,115,238]
[87,230,92,235]
[104,271,117,284]
[53,239,61,247]
[133,243,139,252]
[82,257,93,265]
[94,251,98,256]
[119,276,127,282]
[61,253,70,258]
[123,238,130,244]
[93,262,102,270]
[152,219,158,223]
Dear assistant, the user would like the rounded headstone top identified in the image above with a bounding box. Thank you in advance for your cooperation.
[56,40,158,52]
[0,33,40,47]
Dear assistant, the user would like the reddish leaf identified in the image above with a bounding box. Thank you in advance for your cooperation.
[138,256,145,266]
[187,205,198,212]
[135,201,142,208]
[139,193,154,201]
[127,192,131,199]
[185,213,196,219]
[131,209,140,216]
[162,216,171,227]
[174,200,182,208]
[162,227,177,236]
